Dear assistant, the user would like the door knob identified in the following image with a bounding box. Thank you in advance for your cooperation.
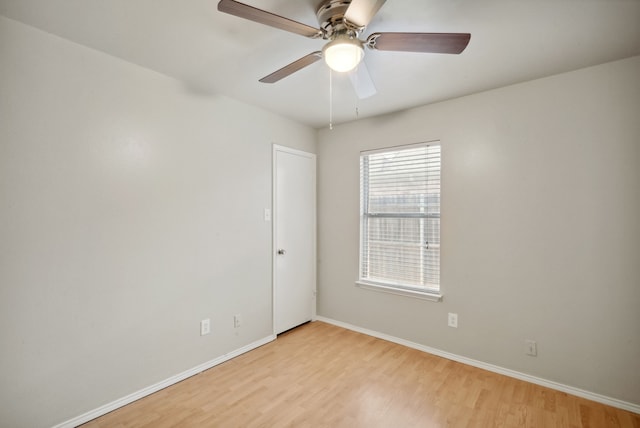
[277,249,286,255]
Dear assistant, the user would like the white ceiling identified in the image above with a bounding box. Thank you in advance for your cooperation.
[1,0,639,128]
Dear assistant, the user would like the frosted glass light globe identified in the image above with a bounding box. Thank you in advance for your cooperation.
[323,36,364,72]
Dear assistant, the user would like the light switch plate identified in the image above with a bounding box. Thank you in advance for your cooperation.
[200,319,210,336]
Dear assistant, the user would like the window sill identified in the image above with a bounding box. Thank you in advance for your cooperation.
[355,281,443,302]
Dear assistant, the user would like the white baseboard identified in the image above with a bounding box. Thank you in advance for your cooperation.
[315,316,640,415]
[52,334,276,428]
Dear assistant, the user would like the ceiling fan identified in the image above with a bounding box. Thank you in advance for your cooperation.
[217,0,471,98]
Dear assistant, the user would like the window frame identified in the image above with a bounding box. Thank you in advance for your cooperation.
[356,141,443,302]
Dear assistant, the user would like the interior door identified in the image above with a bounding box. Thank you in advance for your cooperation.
[273,145,316,334]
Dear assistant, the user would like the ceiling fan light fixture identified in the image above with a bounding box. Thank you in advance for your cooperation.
[322,35,364,73]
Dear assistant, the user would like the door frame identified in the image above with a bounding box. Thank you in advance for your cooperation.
[272,144,317,335]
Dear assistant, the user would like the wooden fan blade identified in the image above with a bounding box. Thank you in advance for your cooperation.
[349,61,377,99]
[367,32,471,54]
[218,0,322,38]
[259,52,323,83]
[344,0,387,28]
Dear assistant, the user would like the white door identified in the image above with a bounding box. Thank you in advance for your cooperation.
[273,145,316,334]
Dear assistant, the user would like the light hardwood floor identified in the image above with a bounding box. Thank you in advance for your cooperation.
[82,321,639,427]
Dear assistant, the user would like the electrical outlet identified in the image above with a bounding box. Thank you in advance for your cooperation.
[200,319,210,336]
[448,313,458,328]
[525,339,537,356]
[234,314,242,328]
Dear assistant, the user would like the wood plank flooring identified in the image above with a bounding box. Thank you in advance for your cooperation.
[82,321,639,427]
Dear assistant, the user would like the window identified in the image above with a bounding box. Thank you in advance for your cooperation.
[358,142,441,301]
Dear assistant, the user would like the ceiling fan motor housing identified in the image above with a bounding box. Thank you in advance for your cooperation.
[316,0,362,39]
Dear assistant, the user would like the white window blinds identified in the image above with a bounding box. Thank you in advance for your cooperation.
[359,143,441,293]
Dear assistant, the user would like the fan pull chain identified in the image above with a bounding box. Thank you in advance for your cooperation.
[329,69,333,130]
[354,64,360,120]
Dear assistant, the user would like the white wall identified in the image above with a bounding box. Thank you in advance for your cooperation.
[317,56,640,406]
[0,16,315,428]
